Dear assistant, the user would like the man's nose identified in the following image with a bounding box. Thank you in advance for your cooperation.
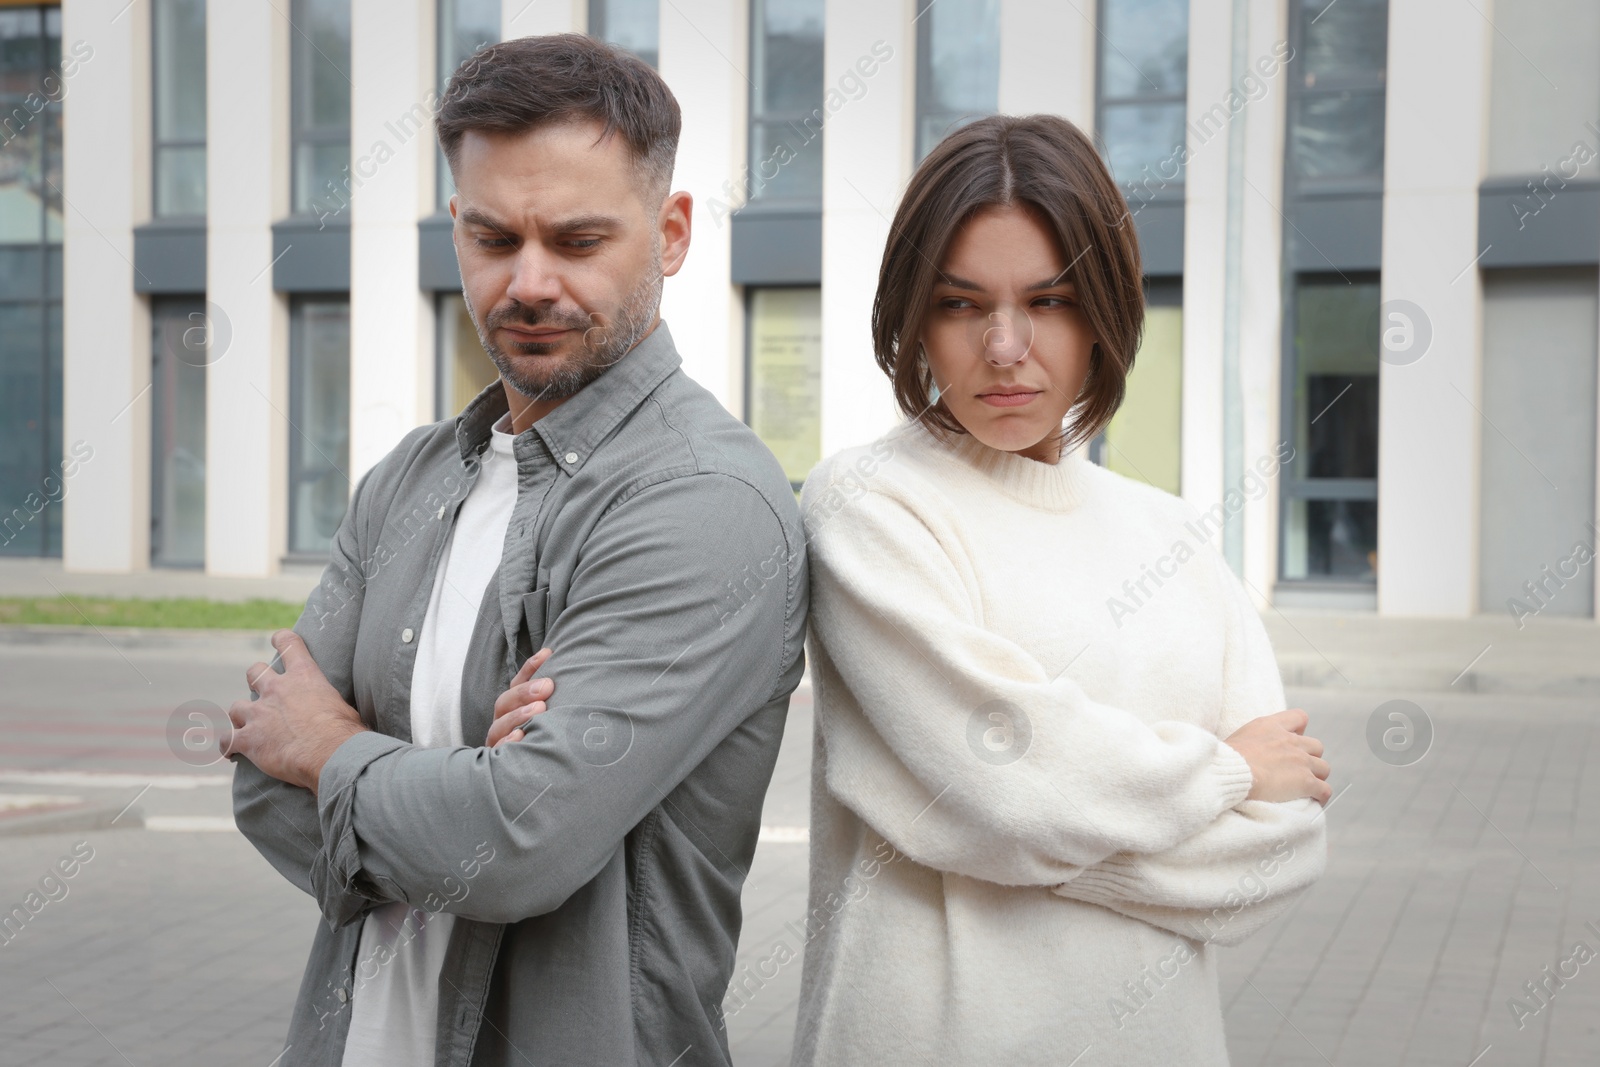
[505,246,564,307]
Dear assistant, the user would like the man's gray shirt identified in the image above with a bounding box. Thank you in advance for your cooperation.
[232,323,808,1066]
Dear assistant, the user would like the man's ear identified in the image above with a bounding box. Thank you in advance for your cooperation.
[659,190,693,278]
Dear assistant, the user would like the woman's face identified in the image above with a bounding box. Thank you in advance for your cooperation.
[920,204,1098,463]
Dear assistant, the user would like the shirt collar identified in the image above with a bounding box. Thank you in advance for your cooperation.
[453,320,683,470]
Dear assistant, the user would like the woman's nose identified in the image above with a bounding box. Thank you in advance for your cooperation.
[980,309,1032,366]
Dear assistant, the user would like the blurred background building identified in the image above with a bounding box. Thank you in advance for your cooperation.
[2,0,1596,620]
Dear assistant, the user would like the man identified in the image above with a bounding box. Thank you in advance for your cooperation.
[223,35,807,1066]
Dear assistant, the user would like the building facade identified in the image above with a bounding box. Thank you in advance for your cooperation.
[5,0,1597,621]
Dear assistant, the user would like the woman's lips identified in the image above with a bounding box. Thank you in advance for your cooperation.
[977,390,1041,408]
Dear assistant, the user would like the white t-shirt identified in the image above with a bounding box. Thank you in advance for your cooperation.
[340,414,519,1066]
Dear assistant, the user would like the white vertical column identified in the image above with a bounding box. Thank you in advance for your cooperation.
[350,0,433,477]
[1378,0,1491,616]
[503,0,583,38]
[820,0,913,456]
[658,0,746,409]
[1235,0,1289,603]
[1181,0,1289,604]
[997,0,1093,125]
[206,0,289,577]
[61,0,150,573]
[1180,0,1230,531]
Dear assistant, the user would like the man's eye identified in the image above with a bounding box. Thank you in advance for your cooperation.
[564,238,601,250]
[473,235,513,249]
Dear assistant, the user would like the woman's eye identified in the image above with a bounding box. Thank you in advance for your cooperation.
[939,297,975,311]
[1033,296,1072,308]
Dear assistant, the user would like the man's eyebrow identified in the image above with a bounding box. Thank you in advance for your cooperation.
[458,208,513,232]
[548,213,626,232]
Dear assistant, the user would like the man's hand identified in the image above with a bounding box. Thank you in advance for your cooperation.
[486,648,555,748]
[1223,708,1332,805]
[223,630,369,794]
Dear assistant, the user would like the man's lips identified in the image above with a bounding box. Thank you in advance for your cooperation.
[499,324,572,342]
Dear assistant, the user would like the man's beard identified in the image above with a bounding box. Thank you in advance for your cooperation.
[464,267,663,405]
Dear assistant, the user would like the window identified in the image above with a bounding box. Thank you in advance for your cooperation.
[1099,283,1181,495]
[1479,270,1597,618]
[290,0,351,216]
[746,287,822,489]
[437,0,499,212]
[1285,0,1387,193]
[288,297,350,556]
[1485,0,1600,180]
[1280,276,1379,582]
[914,0,998,161]
[152,0,206,217]
[589,0,659,68]
[0,6,63,558]
[436,293,499,419]
[747,0,825,206]
[1095,0,1188,191]
[151,298,207,567]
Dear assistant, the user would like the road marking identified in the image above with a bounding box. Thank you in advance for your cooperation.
[0,770,230,789]
[759,825,808,844]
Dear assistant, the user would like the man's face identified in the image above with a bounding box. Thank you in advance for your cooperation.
[449,119,691,410]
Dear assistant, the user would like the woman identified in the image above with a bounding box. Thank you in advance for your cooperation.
[790,114,1331,1065]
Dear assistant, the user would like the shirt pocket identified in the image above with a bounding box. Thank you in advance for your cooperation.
[515,587,548,663]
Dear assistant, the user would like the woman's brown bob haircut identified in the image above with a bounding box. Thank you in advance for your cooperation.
[435,34,680,201]
[873,114,1144,449]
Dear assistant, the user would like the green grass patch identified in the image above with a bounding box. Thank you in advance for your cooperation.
[0,596,304,631]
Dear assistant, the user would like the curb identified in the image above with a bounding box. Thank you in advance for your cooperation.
[0,803,142,838]
[1278,658,1600,697]
[0,624,277,655]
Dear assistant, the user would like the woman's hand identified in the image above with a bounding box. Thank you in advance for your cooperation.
[1223,709,1332,805]
[486,648,555,748]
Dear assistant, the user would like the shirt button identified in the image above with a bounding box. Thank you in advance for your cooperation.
[437,506,446,519]
[401,628,415,644]
[336,987,348,1003]
[564,452,578,464]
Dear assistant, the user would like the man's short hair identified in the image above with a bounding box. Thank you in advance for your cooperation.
[436,33,681,202]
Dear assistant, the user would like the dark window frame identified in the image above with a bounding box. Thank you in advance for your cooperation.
[289,0,352,218]
[1276,269,1381,586]
[1093,0,1189,198]
[913,0,1000,162]
[1284,0,1389,198]
[150,0,207,220]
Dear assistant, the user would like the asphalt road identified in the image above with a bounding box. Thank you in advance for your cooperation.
[1,636,1597,1066]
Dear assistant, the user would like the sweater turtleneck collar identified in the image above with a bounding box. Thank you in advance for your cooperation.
[895,418,1091,513]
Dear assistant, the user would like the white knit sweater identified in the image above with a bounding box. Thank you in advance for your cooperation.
[791,419,1328,1067]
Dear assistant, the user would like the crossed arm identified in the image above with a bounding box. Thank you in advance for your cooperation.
[228,472,802,930]
[804,484,1330,944]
